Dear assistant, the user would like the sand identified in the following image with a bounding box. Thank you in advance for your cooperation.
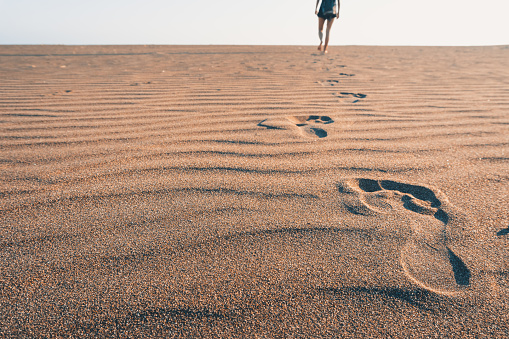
[1,45,508,337]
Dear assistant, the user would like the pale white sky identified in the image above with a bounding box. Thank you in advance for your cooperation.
[0,0,508,46]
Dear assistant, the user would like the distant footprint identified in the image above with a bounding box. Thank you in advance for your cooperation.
[334,92,367,104]
[130,81,152,86]
[337,178,471,295]
[318,79,340,87]
[50,90,73,96]
[258,115,334,139]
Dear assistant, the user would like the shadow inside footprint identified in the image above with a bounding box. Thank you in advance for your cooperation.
[434,210,449,224]
[448,248,471,286]
[497,227,509,236]
[380,180,441,208]
[310,127,327,138]
[358,178,382,192]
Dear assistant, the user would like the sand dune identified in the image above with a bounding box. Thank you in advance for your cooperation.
[1,45,508,337]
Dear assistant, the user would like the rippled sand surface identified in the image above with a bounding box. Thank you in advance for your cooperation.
[1,45,508,337]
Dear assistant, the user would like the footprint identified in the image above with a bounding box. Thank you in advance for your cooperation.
[339,73,355,77]
[258,115,334,139]
[334,92,367,103]
[50,90,73,96]
[337,178,471,295]
[130,81,152,86]
[317,80,340,87]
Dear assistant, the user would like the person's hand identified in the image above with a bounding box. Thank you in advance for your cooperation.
[336,13,340,19]
[315,10,318,15]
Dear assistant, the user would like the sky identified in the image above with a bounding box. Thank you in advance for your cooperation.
[0,0,508,46]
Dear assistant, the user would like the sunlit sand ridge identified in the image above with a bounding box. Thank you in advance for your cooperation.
[1,45,508,337]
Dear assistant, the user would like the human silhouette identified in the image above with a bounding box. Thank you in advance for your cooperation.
[315,0,340,54]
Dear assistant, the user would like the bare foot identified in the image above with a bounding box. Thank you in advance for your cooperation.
[318,43,323,51]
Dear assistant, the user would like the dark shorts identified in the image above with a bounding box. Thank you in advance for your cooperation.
[317,12,336,20]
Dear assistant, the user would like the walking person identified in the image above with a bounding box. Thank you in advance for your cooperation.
[315,0,340,54]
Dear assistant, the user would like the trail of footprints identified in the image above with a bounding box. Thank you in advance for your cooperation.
[257,64,473,294]
[337,178,471,295]
[258,70,366,139]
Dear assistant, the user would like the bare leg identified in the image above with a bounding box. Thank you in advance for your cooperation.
[323,17,335,54]
[318,17,325,51]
